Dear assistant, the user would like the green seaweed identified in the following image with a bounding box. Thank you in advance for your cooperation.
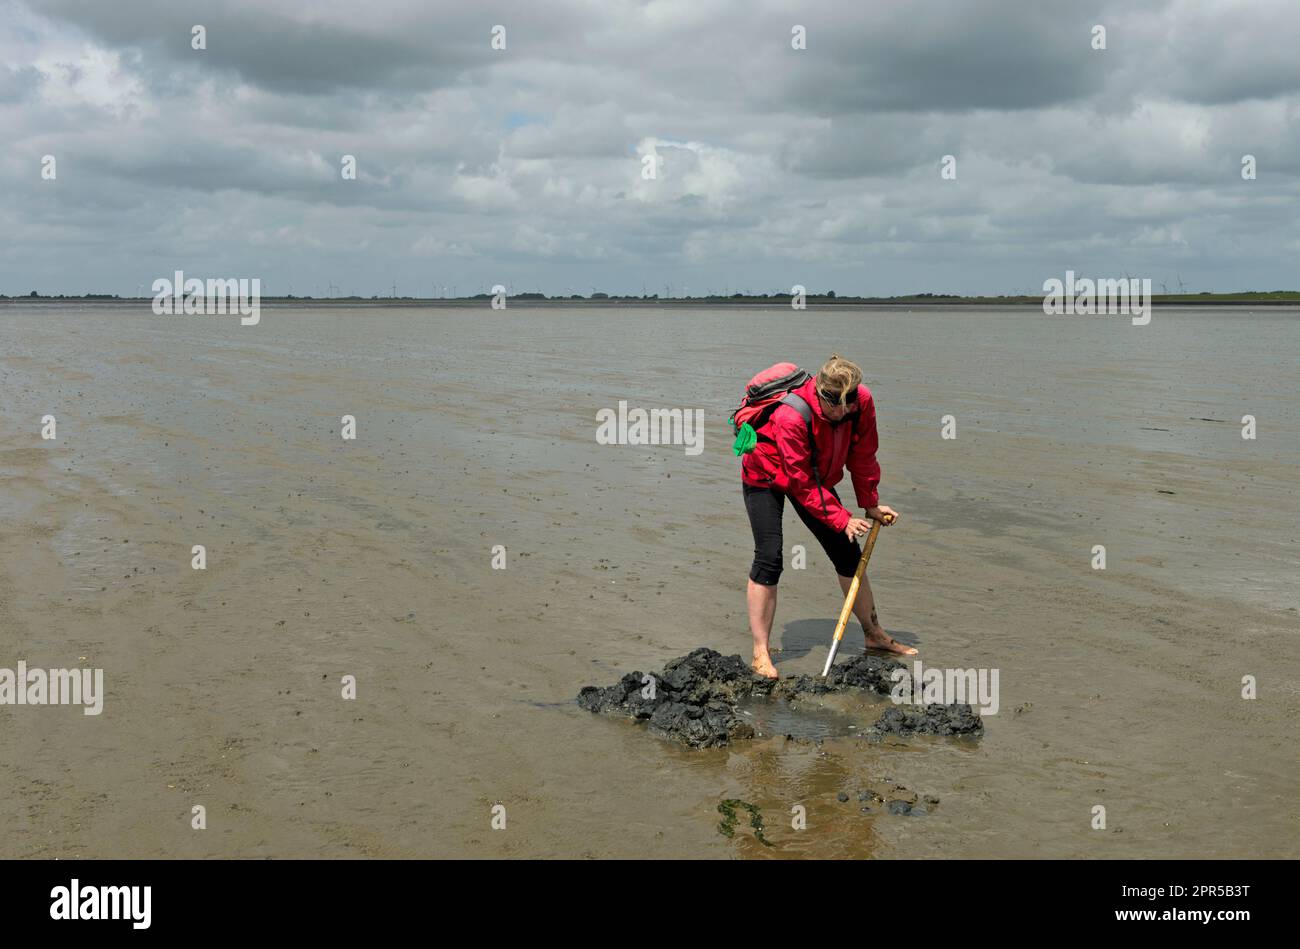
[717,798,774,847]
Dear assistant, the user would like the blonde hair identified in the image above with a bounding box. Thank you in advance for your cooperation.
[816,354,862,405]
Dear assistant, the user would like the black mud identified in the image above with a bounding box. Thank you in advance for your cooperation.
[577,647,983,748]
[868,703,985,737]
[844,780,942,817]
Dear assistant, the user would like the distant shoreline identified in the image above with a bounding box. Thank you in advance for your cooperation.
[6,293,1300,308]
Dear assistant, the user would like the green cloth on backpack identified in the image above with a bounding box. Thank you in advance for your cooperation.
[732,422,758,456]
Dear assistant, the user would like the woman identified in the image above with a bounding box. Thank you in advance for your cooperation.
[742,354,916,678]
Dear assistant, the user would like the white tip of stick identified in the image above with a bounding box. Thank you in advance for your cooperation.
[821,641,840,678]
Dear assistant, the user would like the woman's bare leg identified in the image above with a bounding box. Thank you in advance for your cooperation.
[836,573,918,656]
[747,579,779,677]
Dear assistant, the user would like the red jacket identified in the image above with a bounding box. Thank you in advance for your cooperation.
[740,377,881,532]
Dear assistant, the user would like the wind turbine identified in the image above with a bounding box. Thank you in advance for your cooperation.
[1176,273,1187,294]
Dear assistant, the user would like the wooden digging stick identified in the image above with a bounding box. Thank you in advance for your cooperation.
[821,513,893,677]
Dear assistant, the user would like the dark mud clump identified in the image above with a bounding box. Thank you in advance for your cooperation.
[577,647,983,748]
[866,703,985,737]
[576,649,758,748]
[848,784,941,817]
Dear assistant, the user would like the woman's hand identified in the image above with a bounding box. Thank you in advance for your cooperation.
[844,516,872,540]
[866,505,898,525]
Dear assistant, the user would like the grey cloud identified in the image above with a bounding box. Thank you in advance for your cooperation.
[0,64,42,101]
[37,0,470,95]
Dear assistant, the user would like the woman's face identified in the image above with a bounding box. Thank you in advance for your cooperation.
[817,388,855,422]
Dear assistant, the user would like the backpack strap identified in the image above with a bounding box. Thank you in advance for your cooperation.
[779,392,813,427]
[779,393,829,518]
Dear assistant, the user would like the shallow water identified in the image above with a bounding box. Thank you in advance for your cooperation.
[1,302,1297,858]
[735,693,869,741]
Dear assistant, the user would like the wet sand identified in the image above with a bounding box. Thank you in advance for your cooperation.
[1,302,1297,858]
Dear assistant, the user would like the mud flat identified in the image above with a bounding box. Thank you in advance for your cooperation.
[2,303,1298,858]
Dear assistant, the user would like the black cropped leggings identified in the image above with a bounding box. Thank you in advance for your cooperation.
[743,483,862,585]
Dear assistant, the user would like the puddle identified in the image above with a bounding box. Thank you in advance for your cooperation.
[734,695,863,741]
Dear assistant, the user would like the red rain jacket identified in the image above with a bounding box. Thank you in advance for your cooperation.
[740,377,881,532]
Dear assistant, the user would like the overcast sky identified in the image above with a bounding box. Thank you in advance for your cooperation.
[3,0,1299,297]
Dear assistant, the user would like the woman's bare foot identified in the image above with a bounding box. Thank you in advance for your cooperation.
[864,626,918,656]
[751,652,779,678]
